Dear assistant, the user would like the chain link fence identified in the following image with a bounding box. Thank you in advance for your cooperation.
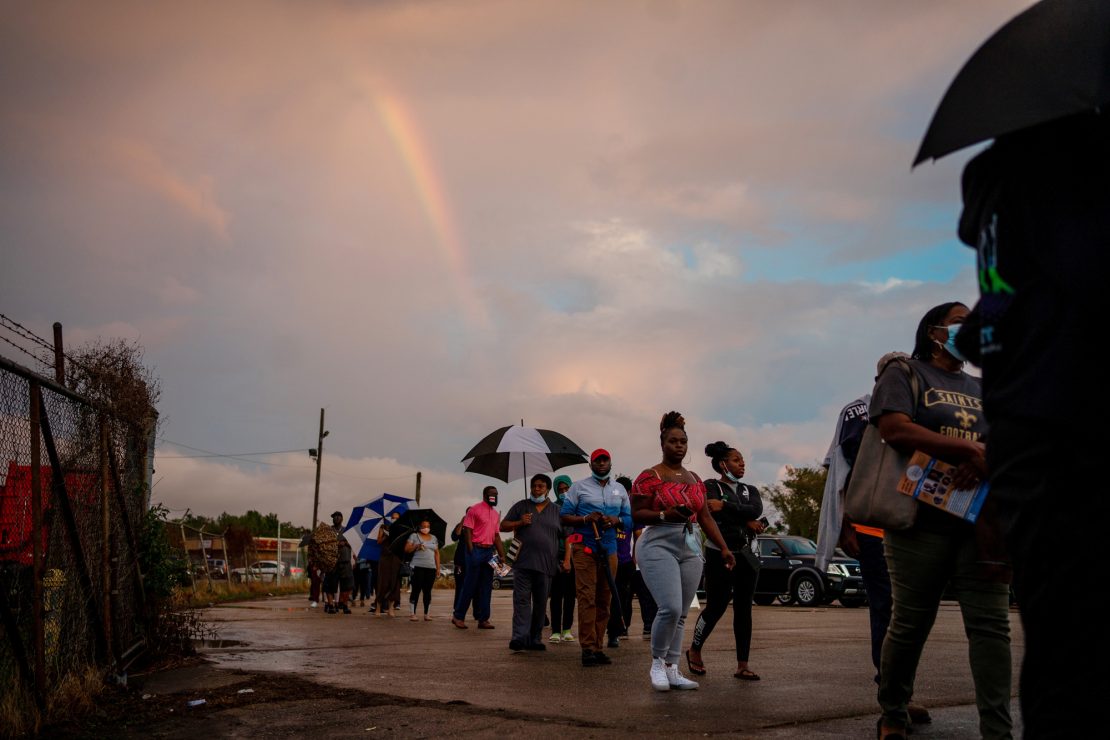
[0,354,154,716]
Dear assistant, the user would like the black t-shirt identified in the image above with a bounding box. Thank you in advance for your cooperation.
[504,499,561,576]
[869,359,986,533]
[959,114,1110,439]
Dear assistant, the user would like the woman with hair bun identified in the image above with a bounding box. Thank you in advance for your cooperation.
[632,411,735,692]
[686,441,765,680]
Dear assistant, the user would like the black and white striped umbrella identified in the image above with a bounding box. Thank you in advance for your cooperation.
[461,425,588,484]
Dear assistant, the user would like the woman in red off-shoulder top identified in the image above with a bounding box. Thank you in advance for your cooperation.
[631,411,734,692]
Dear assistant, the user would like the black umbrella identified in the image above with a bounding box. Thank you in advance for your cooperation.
[461,424,588,487]
[914,0,1110,166]
[386,508,448,557]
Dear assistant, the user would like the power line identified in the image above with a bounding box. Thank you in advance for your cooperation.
[157,448,310,459]
[159,439,316,468]
[159,438,418,481]
[323,469,418,483]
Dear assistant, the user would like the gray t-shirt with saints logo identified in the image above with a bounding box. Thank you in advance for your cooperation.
[869,358,986,533]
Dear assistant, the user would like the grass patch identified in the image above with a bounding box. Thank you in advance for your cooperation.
[175,579,310,609]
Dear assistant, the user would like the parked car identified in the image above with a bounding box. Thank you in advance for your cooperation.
[207,558,228,578]
[231,560,287,584]
[491,568,514,590]
[751,535,865,608]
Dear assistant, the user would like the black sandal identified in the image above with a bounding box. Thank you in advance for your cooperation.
[685,649,707,676]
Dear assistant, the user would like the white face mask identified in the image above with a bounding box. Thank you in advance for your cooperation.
[420,527,430,534]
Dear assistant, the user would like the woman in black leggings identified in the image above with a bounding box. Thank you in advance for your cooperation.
[548,475,577,641]
[686,441,765,680]
[404,520,440,621]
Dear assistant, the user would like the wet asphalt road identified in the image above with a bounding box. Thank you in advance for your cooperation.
[190,589,1024,738]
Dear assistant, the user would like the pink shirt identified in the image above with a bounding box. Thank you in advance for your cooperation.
[463,502,501,546]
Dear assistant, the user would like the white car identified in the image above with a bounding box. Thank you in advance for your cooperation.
[231,560,287,584]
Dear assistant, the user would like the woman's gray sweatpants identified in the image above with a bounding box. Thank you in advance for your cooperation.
[636,524,704,664]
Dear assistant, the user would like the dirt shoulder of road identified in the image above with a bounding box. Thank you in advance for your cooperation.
[39,658,607,740]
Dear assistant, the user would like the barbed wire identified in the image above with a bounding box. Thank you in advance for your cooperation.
[0,313,55,352]
[0,312,98,377]
[0,330,53,368]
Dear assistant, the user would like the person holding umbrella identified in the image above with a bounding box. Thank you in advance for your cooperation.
[375,511,404,617]
[560,449,632,668]
[913,3,1110,733]
[632,412,735,692]
[501,474,561,651]
[404,519,440,621]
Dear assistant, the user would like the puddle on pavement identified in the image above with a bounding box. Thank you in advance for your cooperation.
[216,604,315,612]
[194,639,245,650]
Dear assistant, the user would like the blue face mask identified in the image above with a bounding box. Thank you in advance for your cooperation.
[556,494,566,506]
[724,470,740,483]
[591,471,609,482]
[938,323,967,363]
[529,494,547,504]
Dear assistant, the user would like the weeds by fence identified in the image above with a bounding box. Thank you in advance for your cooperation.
[0,353,157,733]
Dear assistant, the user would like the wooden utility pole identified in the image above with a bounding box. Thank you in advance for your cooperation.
[52,322,64,385]
[310,408,327,529]
[415,471,422,506]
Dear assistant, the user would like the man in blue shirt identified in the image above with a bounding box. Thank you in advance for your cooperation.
[560,449,632,667]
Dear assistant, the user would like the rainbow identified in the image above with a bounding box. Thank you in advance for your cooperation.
[373,91,488,327]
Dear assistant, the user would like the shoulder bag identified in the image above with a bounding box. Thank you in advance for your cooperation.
[843,359,920,530]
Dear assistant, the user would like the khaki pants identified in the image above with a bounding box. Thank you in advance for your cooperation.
[571,543,617,652]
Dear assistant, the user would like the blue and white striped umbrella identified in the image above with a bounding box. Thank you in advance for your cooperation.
[343,493,414,562]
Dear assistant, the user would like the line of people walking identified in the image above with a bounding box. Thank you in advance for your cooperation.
[448,415,769,694]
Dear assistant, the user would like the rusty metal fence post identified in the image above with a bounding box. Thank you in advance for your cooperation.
[29,381,45,700]
[100,417,113,659]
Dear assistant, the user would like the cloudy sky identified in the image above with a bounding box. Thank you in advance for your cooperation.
[1,0,1033,529]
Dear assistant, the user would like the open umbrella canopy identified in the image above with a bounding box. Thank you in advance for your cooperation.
[914,0,1110,165]
[386,508,449,557]
[342,493,414,561]
[461,424,588,484]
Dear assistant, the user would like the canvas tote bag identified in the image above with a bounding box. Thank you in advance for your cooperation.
[844,360,920,530]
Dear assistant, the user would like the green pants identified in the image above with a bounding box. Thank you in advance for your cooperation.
[879,526,1012,739]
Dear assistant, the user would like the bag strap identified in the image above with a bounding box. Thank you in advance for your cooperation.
[880,357,922,421]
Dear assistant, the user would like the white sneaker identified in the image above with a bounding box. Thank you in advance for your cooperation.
[650,658,670,692]
[665,663,698,690]
[309,601,318,608]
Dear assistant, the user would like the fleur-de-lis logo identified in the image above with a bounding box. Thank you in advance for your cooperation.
[955,409,977,429]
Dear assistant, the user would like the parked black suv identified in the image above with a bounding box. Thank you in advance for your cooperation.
[752,535,866,608]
